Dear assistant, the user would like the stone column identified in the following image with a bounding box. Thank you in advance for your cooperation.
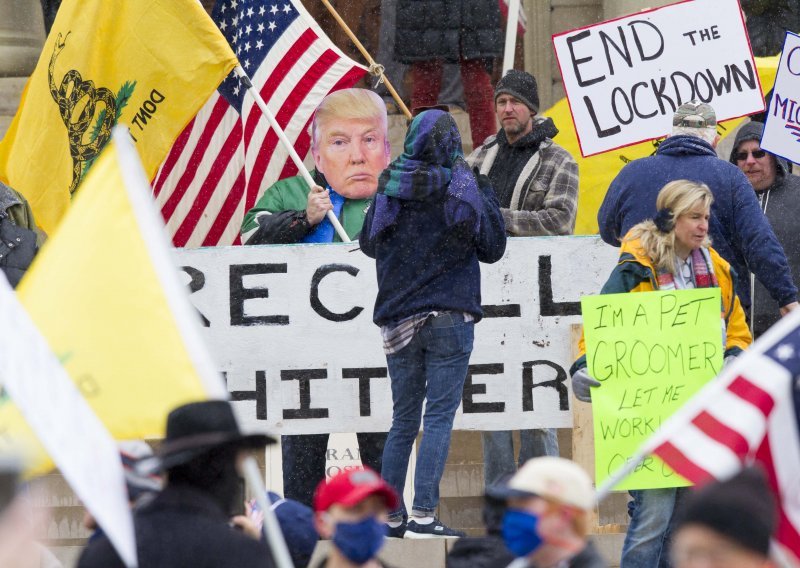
[0,0,45,77]
[603,0,673,19]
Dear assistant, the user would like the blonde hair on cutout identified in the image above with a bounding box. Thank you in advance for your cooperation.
[625,180,713,274]
[311,88,389,154]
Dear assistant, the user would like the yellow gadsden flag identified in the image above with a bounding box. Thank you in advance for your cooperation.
[0,0,237,235]
[0,128,227,473]
[543,56,780,235]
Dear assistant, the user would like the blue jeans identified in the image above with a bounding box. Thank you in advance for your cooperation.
[381,313,474,520]
[621,487,689,568]
[481,428,559,487]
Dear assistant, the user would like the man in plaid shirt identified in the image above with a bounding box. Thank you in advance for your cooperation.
[466,69,579,488]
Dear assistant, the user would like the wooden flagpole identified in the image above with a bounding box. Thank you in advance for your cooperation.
[319,0,413,120]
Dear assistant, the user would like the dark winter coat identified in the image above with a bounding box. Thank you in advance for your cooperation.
[729,121,800,337]
[77,484,275,568]
[0,182,38,288]
[598,135,797,310]
[394,0,502,63]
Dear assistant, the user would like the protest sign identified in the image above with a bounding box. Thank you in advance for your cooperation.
[175,237,620,434]
[581,288,723,490]
[760,32,800,164]
[552,0,763,157]
[0,276,136,568]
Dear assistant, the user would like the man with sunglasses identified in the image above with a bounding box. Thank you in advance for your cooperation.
[599,102,798,328]
[730,121,800,338]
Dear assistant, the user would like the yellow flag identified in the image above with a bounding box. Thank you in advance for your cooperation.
[0,0,237,235]
[0,128,226,474]
[543,56,780,235]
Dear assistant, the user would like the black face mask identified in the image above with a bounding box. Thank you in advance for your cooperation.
[167,445,244,515]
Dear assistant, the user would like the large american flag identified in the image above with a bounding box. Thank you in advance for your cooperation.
[635,311,800,559]
[153,0,367,247]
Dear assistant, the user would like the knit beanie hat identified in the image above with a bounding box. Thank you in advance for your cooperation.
[675,467,776,556]
[494,70,539,113]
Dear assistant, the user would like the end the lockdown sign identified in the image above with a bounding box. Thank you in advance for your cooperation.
[553,0,763,157]
[581,288,723,490]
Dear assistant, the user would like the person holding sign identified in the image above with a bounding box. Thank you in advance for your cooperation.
[360,109,506,538]
[571,180,751,568]
[240,89,391,510]
[598,101,798,318]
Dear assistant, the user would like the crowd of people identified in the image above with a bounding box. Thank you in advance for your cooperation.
[1,1,797,567]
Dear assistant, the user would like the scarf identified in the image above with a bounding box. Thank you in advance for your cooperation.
[656,247,719,290]
[369,109,482,239]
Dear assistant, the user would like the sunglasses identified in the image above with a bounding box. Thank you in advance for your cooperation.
[734,149,767,161]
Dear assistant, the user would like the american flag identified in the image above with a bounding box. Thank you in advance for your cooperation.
[635,311,800,559]
[153,0,367,247]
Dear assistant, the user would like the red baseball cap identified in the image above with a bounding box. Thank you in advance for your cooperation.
[313,468,399,513]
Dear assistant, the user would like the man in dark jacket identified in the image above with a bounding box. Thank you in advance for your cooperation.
[78,401,277,568]
[598,101,798,315]
[730,121,800,338]
[467,70,578,487]
[240,88,390,510]
[394,0,501,149]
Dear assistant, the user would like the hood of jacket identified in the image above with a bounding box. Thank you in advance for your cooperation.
[728,121,789,179]
[656,134,718,158]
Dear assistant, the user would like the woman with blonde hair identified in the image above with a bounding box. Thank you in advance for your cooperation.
[570,179,751,568]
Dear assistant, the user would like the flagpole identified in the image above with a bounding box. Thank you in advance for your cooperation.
[319,0,413,120]
[502,0,521,74]
[242,456,295,568]
[233,66,352,243]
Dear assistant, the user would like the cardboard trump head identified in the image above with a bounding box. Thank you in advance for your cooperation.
[310,88,391,200]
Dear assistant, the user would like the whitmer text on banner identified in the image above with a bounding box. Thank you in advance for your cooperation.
[175,237,619,434]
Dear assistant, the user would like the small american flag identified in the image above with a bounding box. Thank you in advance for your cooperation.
[153,0,367,247]
[637,311,800,559]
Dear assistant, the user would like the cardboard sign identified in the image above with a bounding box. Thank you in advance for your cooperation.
[581,288,723,490]
[552,0,763,157]
[760,32,800,164]
[174,237,620,434]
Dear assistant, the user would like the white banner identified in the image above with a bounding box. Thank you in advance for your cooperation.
[553,0,763,157]
[761,31,800,164]
[175,237,619,434]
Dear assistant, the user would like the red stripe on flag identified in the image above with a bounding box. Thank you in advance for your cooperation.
[202,169,246,246]
[652,441,713,484]
[728,376,775,417]
[154,115,197,197]
[276,67,366,181]
[691,411,752,458]
[172,125,243,246]
[160,97,232,221]
[755,438,800,554]
[246,49,339,209]
[242,28,318,150]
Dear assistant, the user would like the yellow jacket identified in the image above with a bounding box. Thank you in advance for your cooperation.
[573,237,752,371]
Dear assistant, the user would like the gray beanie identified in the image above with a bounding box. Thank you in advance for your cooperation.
[494,70,539,113]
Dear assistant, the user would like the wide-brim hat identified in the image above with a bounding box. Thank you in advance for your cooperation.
[152,400,276,472]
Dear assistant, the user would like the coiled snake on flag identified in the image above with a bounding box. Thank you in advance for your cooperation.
[48,32,116,195]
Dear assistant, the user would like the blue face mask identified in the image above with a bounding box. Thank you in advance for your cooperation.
[333,516,387,565]
[502,509,543,558]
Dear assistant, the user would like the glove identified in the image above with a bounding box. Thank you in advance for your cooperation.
[571,367,600,403]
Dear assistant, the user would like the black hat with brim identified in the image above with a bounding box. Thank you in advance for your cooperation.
[147,400,276,472]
